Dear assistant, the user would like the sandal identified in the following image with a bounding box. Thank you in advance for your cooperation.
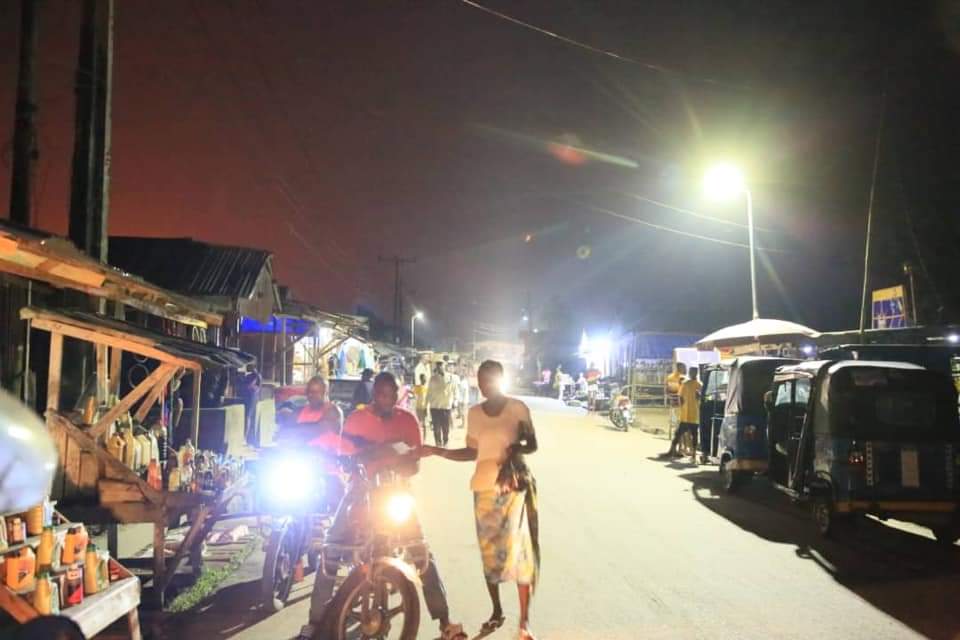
[480,615,506,633]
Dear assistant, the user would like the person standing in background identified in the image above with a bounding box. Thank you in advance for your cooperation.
[427,363,454,446]
[414,373,430,440]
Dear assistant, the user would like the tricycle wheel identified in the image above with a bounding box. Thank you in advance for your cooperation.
[813,497,850,537]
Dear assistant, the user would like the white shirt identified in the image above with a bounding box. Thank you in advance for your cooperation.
[427,374,453,409]
[466,398,532,492]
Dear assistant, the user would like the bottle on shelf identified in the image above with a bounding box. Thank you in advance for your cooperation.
[147,459,162,491]
[34,569,57,615]
[121,426,138,470]
[106,430,126,461]
[8,517,25,545]
[62,527,79,565]
[84,543,99,595]
[63,565,83,608]
[37,525,55,572]
[26,503,44,536]
[5,547,36,591]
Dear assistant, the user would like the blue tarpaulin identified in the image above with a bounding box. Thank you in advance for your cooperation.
[240,316,315,335]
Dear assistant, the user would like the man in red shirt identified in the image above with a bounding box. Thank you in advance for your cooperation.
[277,376,344,450]
[302,372,466,640]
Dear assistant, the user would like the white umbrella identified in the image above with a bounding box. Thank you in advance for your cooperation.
[697,318,819,347]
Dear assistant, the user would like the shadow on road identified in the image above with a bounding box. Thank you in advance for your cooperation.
[679,469,960,640]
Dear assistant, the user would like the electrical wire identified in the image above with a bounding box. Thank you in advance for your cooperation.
[458,0,752,91]
[575,200,791,254]
[614,191,775,233]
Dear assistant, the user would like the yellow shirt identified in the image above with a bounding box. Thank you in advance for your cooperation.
[665,371,685,395]
[413,385,428,411]
[678,379,702,424]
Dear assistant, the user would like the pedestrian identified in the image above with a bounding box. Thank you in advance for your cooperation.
[423,360,539,640]
[414,373,429,440]
[659,366,701,459]
[447,364,463,426]
[239,364,261,446]
[352,368,375,407]
[414,355,432,388]
[664,361,687,398]
[460,365,472,415]
[554,364,566,400]
[427,363,454,446]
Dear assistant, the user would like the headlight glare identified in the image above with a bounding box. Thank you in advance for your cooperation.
[386,492,416,524]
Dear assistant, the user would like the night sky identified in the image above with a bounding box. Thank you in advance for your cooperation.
[2,1,959,342]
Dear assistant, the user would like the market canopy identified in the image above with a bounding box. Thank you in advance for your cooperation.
[697,318,820,347]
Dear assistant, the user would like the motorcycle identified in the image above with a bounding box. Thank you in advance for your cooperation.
[608,392,633,431]
[319,443,425,640]
[257,445,340,612]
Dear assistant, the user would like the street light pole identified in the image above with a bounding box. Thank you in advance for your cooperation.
[410,311,423,347]
[744,188,758,321]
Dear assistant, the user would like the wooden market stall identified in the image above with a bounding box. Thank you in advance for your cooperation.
[21,307,250,607]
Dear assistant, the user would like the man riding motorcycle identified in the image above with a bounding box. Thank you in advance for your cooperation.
[299,372,466,640]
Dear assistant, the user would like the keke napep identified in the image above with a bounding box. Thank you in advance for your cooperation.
[766,360,960,541]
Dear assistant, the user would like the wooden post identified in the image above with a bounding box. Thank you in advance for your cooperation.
[152,518,166,608]
[47,333,63,412]
[108,346,122,397]
[191,370,201,446]
[280,317,287,386]
[96,343,108,404]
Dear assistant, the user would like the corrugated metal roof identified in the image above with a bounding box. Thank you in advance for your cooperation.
[108,237,271,300]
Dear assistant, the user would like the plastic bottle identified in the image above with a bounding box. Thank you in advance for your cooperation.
[137,433,154,465]
[37,525,55,571]
[6,547,36,591]
[84,544,99,595]
[34,569,56,614]
[61,527,78,565]
[147,459,162,491]
[82,396,97,424]
[122,427,138,469]
[106,431,125,461]
[26,504,44,536]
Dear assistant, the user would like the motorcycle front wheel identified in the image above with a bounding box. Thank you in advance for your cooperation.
[325,564,420,640]
[261,520,303,612]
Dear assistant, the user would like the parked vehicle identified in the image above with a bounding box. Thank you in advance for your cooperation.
[608,391,633,431]
[319,445,425,639]
[766,360,960,540]
[257,443,339,612]
[698,363,730,460]
[705,357,800,492]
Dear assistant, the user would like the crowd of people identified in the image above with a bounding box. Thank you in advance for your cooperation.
[658,361,705,461]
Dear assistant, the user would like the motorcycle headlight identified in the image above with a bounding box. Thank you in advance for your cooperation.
[263,457,316,504]
[385,492,416,524]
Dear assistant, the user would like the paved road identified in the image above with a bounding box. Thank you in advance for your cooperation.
[160,397,960,639]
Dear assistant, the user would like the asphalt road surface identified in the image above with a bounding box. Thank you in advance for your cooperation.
[161,396,960,640]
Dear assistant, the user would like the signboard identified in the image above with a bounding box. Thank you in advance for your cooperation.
[871,286,908,329]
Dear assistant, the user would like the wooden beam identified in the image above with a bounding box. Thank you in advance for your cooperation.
[89,364,176,439]
[47,412,164,505]
[191,370,202,446]
[98,479,146,503]
[26,315,199,371]
[133,366,178,423]
[109,346,122,396]
[0,579,38,623]
[158,504,211,593]
[152,519,166,608]
[96,343,108,404]
[46,332,63,412]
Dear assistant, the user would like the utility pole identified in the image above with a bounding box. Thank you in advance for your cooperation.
[378,255,416,343]
[68,0,114,265]
[858,81,887,341]
[9,0,40,226]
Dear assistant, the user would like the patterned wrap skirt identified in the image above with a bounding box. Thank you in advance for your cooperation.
[473,489,537,586]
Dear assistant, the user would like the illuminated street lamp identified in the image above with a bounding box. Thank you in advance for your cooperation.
[410,311,424,347]
[704,163,758,320]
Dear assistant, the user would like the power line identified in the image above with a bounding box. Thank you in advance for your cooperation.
[458,0,751,91]
[576,200,791,254]
[614,191,776,233]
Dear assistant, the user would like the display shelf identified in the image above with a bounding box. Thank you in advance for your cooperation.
[0,523,72,557]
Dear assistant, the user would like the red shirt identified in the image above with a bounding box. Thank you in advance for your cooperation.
[342,407,421,475]
[343,406,422,449]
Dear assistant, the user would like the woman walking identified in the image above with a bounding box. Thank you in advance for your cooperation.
[424,360,540,640]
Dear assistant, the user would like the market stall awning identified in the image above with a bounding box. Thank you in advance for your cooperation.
[697,318,820,347]
[0,223,222,328]
[20,307,253,369]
